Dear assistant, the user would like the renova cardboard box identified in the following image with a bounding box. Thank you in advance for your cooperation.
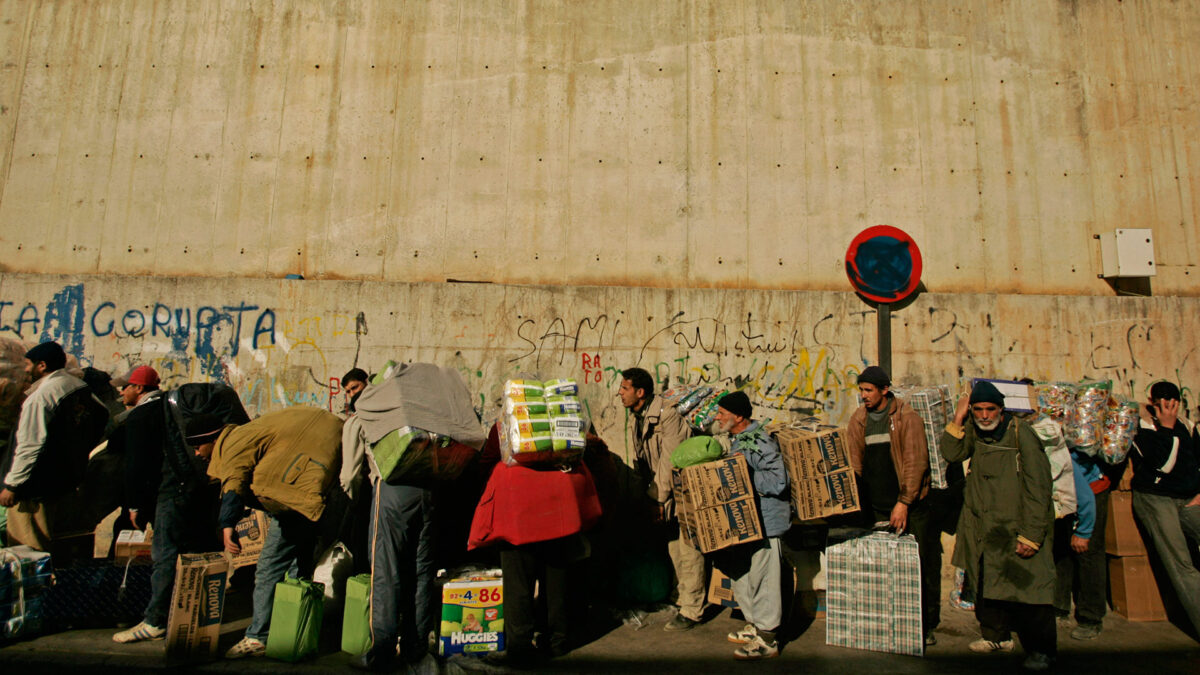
[166,552,228,660]
[439,573,504,656]
[671,454,763,554]
[1109,555,1166,621]
[707,568,738,609]
[228,510,270,569]
[772,425,860,522]
[1105,491,1148,557]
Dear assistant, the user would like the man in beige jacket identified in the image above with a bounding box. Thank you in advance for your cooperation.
[191,406,343,658]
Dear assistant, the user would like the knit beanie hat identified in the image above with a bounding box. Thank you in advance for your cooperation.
[969,381,1005,407]
[717,391,753,419]
[24,341,66,370]
[856,366,891,389]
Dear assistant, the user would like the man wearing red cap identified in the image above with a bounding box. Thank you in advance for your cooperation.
[113,365,161,409]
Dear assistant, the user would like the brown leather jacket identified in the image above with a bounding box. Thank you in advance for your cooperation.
[846,395,931,505]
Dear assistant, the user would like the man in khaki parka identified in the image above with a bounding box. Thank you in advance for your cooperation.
[941,381,1056,672]
[192,406,344,659]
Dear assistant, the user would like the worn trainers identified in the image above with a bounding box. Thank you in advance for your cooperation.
[968,638,1015,653]
[1023,652,1054,671]
[112,621,166,643]
[1071,623,1101,640]
[924,632,937,646]
[224,637,266,659]
[733,634,779,660]
[664,613,699,632]
[727,623,757,644]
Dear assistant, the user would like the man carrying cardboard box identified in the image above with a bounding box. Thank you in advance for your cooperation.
[714,392,789,661]
[1129,381,1200,639]
[844,366,938,646]
[190,406,344,659]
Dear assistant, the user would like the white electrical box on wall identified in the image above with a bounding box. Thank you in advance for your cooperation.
[1099,228,1156,278]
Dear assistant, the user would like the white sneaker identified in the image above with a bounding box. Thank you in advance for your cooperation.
[968,638,1015,653]
[112,621,166,643]
[727,623,757,644]
[733,634,779,660]
[224,636,266,659]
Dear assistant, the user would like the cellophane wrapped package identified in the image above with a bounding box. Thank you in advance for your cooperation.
[1065,380,1112,455]
[684,391,726,432]
[1100,397,1139,465]
[1034,382,1075,427]
[500,379,586,466]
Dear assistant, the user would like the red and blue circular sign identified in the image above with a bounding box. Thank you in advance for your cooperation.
[844,226,923,304]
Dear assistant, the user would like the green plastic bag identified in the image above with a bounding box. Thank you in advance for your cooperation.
[670,436,723,468]
[341,574,372,655]
[265,577,325,662]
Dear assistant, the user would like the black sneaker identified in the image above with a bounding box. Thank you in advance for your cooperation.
[664,614,699,632]
[1071,623,1101,640]
[924,632,937,646]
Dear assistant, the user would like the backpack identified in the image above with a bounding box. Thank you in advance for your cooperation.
[161,383,250,488]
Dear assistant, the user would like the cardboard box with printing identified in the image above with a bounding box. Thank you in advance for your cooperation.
[773,425,860,522]
[114,529,153,565]
[228,510,270,569]
[166,552,228,660]
[671,454,763,554]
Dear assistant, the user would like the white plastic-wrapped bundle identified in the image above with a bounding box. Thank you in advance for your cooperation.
[1100,397,1139,465]
[1034,382,1075,426]
[1065,380,1112,455]
[504,379,545,401]
[543,378,578,397]
[500,378,587,465]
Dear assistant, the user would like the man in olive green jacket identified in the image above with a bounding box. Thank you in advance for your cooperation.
[942,381,1056,672]
[194,406,344,658]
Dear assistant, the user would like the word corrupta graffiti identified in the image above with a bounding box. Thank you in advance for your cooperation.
[0,283,276,379]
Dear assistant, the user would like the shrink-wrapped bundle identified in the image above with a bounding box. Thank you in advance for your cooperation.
[1034,382,1075,426]
[501,378,586,466]
[1100,397,1139,465]
[1065,380,1111,455]
[685,392,725,432]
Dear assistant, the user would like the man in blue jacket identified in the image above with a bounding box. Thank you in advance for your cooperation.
[714,391,789,661]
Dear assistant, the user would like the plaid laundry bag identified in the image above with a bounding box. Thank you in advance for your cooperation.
[826,531,923,657]
[894,385,952,489]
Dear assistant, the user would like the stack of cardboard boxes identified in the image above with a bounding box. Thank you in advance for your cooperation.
[1105,476,1167,621]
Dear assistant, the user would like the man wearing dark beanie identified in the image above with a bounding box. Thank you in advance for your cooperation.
[1,341,107,552]
[1129,381,1200,639]
[714,391,788,660]
[845,366,938,645]
[943,380,1056,671]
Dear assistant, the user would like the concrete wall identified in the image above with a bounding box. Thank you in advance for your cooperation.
[1,1,1197,295]
[1,273,1196,458]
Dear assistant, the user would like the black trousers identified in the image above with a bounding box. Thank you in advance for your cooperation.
[976,561,1057,656]
[500,537,579,656]
[367,482,436,661]
[1053,489,1109,626]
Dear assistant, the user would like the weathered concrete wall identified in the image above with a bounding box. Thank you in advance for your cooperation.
[1,273,1196,459]
[0,1,1197,295]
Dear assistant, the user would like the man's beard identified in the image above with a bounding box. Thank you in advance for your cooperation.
[975,417,1001,431]
[716,419,734,434]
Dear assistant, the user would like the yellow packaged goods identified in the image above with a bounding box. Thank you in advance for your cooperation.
[545,395,583,414]
[504,399,548,415]
[503,380,544,400]
[543,379,578,396]
[439,573,504,657]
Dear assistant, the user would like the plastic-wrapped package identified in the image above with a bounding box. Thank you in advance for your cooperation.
[670,386,714,417]
[500,378,587,466]
[1065,380,1112,455]
[685,392,725,432]
[543,379,578,397]
[1100,397,1139,465]
[1034,382,1076,426]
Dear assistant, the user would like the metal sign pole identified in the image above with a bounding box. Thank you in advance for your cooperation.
[877,303,891,375]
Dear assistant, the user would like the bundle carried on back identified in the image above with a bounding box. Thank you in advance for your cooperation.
[499,378,587,467]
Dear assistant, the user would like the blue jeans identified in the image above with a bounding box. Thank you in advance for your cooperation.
[145,486,219,628]
[246,511,318,641]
